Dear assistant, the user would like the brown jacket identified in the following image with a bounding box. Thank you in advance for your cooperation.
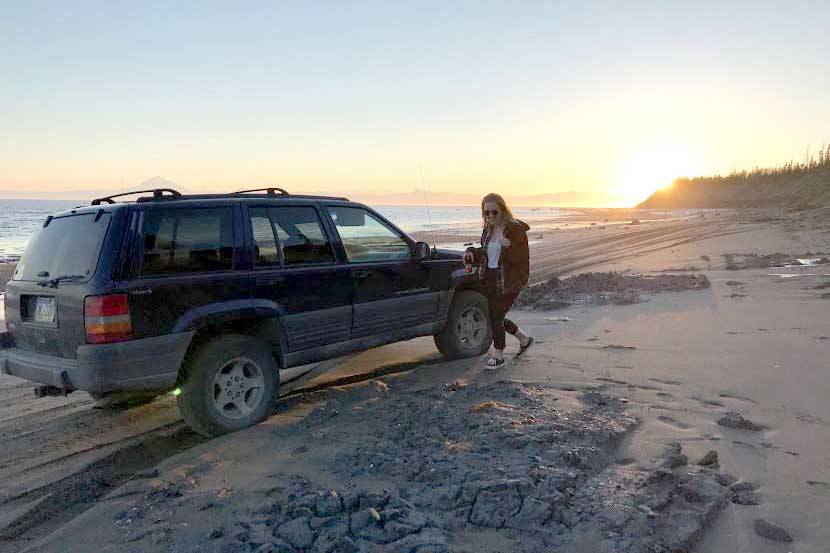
[465,220,530,293]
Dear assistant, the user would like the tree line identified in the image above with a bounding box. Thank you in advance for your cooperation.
[671,143,830,189]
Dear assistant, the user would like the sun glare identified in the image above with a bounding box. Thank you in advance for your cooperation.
[617,143,705,206]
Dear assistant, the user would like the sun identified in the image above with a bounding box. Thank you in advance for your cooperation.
[616,143,705,206]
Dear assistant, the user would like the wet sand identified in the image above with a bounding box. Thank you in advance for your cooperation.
[411,206,696,249]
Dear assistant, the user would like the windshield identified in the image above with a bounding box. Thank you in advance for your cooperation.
[12,213,112,282]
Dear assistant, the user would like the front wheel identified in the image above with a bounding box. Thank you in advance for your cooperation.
[434,290,492,360]
[178,334,279,437]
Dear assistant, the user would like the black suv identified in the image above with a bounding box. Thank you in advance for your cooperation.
[0,188,492,436]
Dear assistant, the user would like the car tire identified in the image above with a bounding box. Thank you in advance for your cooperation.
[434,290,492,359]
[178,334,279,437]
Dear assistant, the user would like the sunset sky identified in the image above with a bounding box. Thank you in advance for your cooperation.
[2,1,829,206]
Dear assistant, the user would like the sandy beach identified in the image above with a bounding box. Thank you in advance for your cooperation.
[1,208,828,552]
[0,265,13,292]
[4,2,829,550]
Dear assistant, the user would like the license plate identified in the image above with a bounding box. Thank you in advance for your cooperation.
[34,297,56,324]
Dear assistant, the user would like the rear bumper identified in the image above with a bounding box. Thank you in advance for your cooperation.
[0,332,194,394]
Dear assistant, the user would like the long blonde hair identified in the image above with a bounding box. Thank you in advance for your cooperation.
[481,193,517,227]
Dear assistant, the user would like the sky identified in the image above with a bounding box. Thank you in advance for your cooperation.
[1,1,829,206]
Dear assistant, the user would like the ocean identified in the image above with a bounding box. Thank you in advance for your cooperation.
[0,200,84,261]
[0,199,570,259]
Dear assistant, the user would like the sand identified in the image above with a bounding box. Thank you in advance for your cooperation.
[0,265,13,293]
[2,208,830,552]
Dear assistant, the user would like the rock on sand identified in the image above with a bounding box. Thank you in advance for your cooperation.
[717,411,765,432]
[753,518,793,542]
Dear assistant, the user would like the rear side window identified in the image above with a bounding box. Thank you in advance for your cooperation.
[13,213,111,281]
[273,207,335,265]
[247,206,334,266]
[141,208,235,275]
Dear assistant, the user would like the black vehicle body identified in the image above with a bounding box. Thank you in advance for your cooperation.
[0,190,483,426]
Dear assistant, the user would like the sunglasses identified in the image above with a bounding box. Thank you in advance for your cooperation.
[483,209,499,216]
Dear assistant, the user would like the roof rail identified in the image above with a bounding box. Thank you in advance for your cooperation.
[232,187,289,196]
[91,188,182,205]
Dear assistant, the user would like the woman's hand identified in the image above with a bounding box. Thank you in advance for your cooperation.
[501,237,511,248]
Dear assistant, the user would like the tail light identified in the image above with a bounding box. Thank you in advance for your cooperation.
[84,294,132,344]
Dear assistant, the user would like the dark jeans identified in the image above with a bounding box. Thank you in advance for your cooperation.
[484,269,519,350]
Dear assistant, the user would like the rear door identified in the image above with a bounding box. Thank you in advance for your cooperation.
[325,205,439,338]
[247,204,352,352]
[124,204,250,338]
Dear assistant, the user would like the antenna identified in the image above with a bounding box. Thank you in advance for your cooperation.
[418,165,434,248]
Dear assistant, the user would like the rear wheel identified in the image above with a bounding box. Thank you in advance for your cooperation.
[178,334,278,437]
[434,290,492,360]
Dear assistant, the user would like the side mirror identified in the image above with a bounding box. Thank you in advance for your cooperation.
[414,241,431,261]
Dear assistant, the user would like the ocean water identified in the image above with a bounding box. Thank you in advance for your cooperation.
[372,205,567,235]
[0,199,83,260]
[0,200,569,259]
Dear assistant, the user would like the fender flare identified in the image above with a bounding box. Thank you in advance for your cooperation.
[171,300,290,365]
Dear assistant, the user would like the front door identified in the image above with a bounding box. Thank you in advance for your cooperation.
[325,206,438,338]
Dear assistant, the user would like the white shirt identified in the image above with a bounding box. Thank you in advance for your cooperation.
[486,227,503,268]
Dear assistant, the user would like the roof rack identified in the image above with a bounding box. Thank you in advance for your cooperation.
[232,187,289,196]
[91,188,182,205]
[88,187,350,206]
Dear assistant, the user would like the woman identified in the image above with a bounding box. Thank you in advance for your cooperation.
[464,193,534,368]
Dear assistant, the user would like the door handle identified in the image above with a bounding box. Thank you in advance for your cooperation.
[354,270,371,279]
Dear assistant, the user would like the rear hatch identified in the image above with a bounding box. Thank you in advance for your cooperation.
[5,210,117,358]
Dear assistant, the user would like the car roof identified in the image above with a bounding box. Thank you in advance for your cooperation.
[50,188,362,218]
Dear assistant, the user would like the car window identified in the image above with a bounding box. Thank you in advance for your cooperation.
[13,213,111,281]
[249,208,280,267]
[269,207,335,265]
[328,207,411,263]
[141,208,235,275]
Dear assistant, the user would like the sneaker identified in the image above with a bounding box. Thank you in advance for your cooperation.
[516,336,534,357]
[485,357,506,370]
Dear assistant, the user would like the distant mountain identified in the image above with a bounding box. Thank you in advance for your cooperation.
[1,178,622,207]
[130,176,189,193]
[344,189,623,207]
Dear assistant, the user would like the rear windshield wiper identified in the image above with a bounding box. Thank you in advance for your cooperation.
[36,274,86,288]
